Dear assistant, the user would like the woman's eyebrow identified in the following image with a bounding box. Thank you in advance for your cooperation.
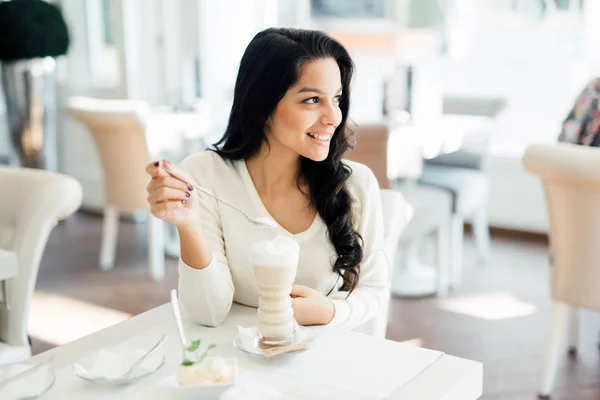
[297,86,343,94]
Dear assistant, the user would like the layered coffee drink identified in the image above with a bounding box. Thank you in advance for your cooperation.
[250,235,299,342]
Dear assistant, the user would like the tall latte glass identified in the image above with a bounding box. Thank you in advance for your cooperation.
[250,235,299,344]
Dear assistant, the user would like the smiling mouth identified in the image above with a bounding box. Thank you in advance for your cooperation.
[307,132,332,142]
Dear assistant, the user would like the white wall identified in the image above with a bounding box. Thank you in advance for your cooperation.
[197,0,278,105]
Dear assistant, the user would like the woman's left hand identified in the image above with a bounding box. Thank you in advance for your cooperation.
[290,284,335,326]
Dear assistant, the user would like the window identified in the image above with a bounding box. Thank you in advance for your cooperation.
[86,0,120,87]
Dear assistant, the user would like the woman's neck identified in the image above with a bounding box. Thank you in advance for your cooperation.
[245,145,302,198]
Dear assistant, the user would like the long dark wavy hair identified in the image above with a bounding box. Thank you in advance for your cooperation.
[213,27,363,293]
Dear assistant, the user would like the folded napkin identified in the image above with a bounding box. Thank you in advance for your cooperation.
[0,363,50,399]
[73,340,164,381]
[237,325,310,357]
[237,325,258,352]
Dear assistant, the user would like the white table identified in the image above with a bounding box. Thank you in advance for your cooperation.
[28,303,482,399]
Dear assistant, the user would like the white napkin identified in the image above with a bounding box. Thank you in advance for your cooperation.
[237,325,258,352]
[0,363,50,399]
[272,329,445,399]
[73,341,163,381]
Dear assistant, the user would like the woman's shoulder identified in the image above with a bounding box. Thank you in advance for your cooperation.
[179,150,236,181]
[342,160,378,199]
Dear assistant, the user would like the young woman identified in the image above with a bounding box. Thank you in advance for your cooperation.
[146,28,388,329]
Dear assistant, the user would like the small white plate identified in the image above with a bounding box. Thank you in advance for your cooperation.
[74,355,165,385]
[73,342,166,385]
[0,366,55,400]
[19,370,55,400]
[233,325,316,358]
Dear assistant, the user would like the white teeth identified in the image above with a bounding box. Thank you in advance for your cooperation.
[307,133,331,142]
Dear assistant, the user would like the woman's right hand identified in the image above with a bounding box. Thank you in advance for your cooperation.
[146,160,201,228]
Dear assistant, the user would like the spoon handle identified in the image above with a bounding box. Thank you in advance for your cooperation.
[122,335,167,379]
[170,290,189,350]
[161,166,261,225]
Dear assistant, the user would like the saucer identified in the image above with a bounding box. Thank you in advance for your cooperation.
[74,354,165,385]
[0,366,55,400]
[73,342,166,386]
[19,370,55,400]
[233,325,316,358]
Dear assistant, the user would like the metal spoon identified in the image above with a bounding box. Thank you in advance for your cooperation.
[169,289,216,365]
[121,334,167,380]
[170,289,192,363]
[161,166,277,228]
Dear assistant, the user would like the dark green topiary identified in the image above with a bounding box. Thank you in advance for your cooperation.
[0,0,70,62]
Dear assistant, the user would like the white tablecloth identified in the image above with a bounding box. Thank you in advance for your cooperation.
[29,304,482,399]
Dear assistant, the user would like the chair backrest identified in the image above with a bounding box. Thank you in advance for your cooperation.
[376,189,412,338]
[0,167,82,350]
[424,115,495,171]
[523,143,600,310]
[344,124,390,189]
[344,123,414,337]
[67,96,151,212]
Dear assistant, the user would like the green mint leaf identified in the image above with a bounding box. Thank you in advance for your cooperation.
[198,344,217,364]
[187,339,201,352]
[181,360,194,366]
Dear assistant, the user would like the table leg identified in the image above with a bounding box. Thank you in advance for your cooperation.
[391,240,440,297]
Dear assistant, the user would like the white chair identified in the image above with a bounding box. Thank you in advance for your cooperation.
[523,143,600,398]
[418,165,491,285]
[418,115,496,286]
[353,188,413,338]
[0,167,82,364]
[345,124,453,298]
[66,97,166,282]
[375,189,413,338]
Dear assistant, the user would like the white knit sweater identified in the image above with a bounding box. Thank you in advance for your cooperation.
[177,150,388,329]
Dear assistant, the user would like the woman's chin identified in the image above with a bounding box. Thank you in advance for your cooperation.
[303,150,330,162]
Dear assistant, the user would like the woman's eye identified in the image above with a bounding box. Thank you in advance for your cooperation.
[333,95,342,104]
[303,97,318,104]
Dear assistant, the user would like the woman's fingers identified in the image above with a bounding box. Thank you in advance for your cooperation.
[290,284,311,298]
[147,187,190,205]
[150,199,186,219]
[147,175,191,194]
[146,160,193,185]
[146,160,169,179]
[160,159,193,184]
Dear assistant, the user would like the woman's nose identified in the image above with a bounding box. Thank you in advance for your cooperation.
[320,102,341,127]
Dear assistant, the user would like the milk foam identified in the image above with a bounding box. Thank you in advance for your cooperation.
[250,235,299,267]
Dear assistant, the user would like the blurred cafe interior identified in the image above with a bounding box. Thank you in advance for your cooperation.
[0,0,599,399]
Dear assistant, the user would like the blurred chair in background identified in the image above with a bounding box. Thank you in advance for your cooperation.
[523,143,600,398]
[0,167,82,363]
[417,98,504,285]
[67,97,165,282]
[344,123,452,298]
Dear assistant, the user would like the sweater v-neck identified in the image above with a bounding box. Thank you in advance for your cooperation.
[237,159,321,242]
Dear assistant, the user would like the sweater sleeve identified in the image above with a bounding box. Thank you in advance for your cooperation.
[327,167,389,329]
[177,152,234,327]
